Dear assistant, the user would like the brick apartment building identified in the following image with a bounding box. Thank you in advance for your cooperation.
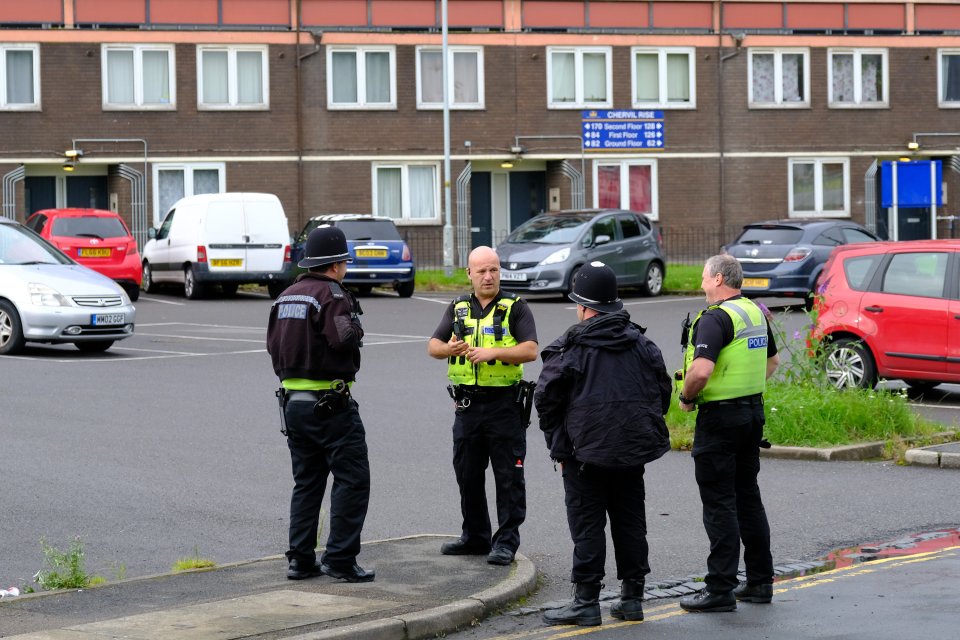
[2,0,960,266]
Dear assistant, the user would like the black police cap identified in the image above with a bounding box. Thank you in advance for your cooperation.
[568,261,623,313]
[298,225,352,269]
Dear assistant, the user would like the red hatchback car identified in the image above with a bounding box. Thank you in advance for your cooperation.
[25,208,142,301]
[814,239,960,391]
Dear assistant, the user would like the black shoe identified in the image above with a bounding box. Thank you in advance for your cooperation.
[680,590,737,612]
[320,562,376,583]
[486,547,515,566]
[542,583,602,626]
[440,538,491,556]
[286,558,323,580]
[734,581,773,603]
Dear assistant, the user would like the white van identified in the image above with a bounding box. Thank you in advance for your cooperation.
[141,192,292,299]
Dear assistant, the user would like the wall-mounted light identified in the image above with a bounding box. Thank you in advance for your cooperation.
[64,148,84,159]
[63,160,76,172]
[500,160,514,169]
[906,141,920,151]
[897,157,912,163]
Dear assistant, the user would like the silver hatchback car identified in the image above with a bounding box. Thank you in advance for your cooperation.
[496,209,666,297]
[0,218,135,355]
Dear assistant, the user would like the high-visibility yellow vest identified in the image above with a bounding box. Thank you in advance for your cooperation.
[447,294,523,387]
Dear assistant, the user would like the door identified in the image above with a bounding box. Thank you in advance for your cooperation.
[616,212,657,284]
[470,172,492,248]
[24,177,56,215]
[508,172,545,230]
[584,215,626,276]
[205,200,246,275]
[66,176,107,209]
[491,172,510,246]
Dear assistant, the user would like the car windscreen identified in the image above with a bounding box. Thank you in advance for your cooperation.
[0,223,73,265]
[338,220,402,241]
[506,216,591,244]
[736,227,804,245]
[51,216,129,239]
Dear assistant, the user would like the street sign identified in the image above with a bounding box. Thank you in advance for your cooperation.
[582,110,665,150]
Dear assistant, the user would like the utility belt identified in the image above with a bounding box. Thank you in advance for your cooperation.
[276,380,352,434]
[698,393,763,410]
[446,381,536,427]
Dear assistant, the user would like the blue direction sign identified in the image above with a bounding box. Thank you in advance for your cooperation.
[582,110,665,150]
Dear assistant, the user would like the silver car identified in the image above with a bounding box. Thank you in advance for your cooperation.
[0,218,135,355]
[496,209,666,297]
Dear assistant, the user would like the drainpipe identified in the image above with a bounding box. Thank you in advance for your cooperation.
[295,1,322,230]
[718,13,744,236]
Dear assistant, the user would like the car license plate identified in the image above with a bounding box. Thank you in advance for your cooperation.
[355,248,388,258]
[500,270,527,282]
[742,278,770,289]
[91,313,125,326]
[211,259,243,267]
[79,248,111,258]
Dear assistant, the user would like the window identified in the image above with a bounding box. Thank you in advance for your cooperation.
[547,47,611,109]
[631,47,695,109]
[327,46,396,109]
[0,44,40,109]
[102,45,175,109]
[828,49,887,107]
[789,158,849,217]
[882,252,948,298]
[593,160,658,219]
[152,163,225,224]
[197,46,268,109]
[416,46,483,109]
[372,163,439,222]
[939,50,960,107]
[749,49,809,107]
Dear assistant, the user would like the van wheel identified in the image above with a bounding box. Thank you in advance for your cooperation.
[640,261,664,297]
[396,281,415,298]
[75,340,115,353]
[142,261,155,293]
[184,266,204,300]
[825,338,877,390]
[0,300,26,355]
[267,281,286,299]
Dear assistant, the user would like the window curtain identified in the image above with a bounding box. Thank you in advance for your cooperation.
[202,51,229,104]
[861,54,881,103]
[634,53,658,102]
[782,53,803,102]
[792,163,815,212]
[946,55,960,102]
[6,50,34,104]
[453,50,478,104]
[365,51,390,104]
[420,50,442,103]
[193,169,220,195]
[831,54,854,102]
[628,165,652,213]
[597,165,621,209]
[237,51,263,104]
[666,53,690,102]
[332,52,358,103]
[752,54,775,102]
[158,170,186,216]
[583,52,606,102]
[551,51,575,102]
[142,50,170,104]
[107,49,135,105]
[822,163,845,211]
[409,166,437,219]
[377,167,402,219]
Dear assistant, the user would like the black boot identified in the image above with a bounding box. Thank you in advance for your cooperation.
[542,582,602,626]
[610,579,644,621]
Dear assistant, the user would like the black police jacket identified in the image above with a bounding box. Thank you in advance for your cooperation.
[535,310,671,467]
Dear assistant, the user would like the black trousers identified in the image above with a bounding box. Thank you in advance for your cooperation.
[692,402,773,593]
[285,397,370,569]
[452,392,526,552]
[562,463,649,584]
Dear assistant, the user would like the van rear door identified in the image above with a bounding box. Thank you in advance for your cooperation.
[205,200,247,273]
[243,196,287,273]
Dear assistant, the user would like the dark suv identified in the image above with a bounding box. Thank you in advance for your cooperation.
[723,219,879,307]
[290,215,416,297]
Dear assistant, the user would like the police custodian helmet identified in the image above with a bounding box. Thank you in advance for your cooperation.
[298,225,353,269]
[568,261,623,313]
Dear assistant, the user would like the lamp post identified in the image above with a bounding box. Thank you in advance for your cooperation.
[441,0,454,273]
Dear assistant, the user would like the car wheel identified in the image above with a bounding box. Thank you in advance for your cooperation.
[184,266,204,300]
[564,265,583,299]
[221,283,239,297]
[825,337,877,390]
[124,283,140,302]
[640,261,664,297]
[75,340,115,353]
[396,280,415,298]
[141,261,155,294]
[267,281,286,300]
[0,300,26,355]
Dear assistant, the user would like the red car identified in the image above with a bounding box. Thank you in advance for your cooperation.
[814,239,960,391]
[25,208,142,301]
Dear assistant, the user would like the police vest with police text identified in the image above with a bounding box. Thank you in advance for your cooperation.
[447,294,523,387]
[684,297,768,403]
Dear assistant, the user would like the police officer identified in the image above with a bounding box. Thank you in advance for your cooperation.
[536,262,671,627]
[266,225,375,583]
[678,254,779,612]
[427,246,538,566]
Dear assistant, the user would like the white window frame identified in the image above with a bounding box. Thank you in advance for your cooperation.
[196,45,269,110]
[415,45,484,110]
[938,49,960,108]
[547,46,612,109]
[151,162,226,224]
[748,48,810,108]
[326,45,397,110]
[827,48,888,108]
[788,157,850,218]
[0,43,40,110]
[591,159,659,220]
[101,44,176,110]
[371,162,441,224]
[630,47,696,110]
